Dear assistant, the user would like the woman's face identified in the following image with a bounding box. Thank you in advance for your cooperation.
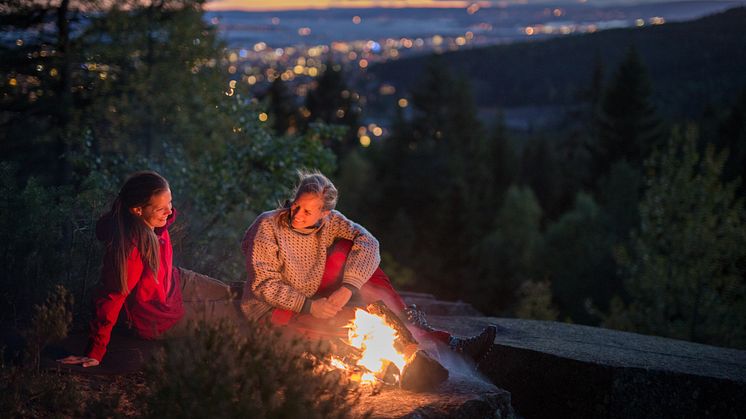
[290,193,329,229]
[131,189,173,229]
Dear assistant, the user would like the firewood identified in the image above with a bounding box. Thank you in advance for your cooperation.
[365,300,419,354]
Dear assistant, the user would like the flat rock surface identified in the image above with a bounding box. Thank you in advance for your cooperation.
[428,316,746,382]
[399,292,483,317]
[426,315,746,418]
[353,372,514,419]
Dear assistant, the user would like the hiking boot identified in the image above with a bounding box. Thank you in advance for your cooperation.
[403,304,436,332]
[449,325,497,363]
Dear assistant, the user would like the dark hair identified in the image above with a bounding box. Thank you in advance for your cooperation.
[102,171,170,294]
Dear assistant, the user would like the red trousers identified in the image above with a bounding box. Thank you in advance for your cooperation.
[269,240,450,344]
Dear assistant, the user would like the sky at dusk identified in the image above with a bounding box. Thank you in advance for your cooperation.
[205,0,691,12]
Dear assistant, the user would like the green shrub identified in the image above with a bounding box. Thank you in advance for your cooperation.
[24,285,73,371]
[142,319,362,419]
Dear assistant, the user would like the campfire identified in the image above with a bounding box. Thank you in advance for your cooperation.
[327,302,448,392]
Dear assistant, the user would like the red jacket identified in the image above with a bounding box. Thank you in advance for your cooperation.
[87,210,184,362]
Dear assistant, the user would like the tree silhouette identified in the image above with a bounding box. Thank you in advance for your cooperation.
[266,77,299,135]
[592,47,664,180]
[305,61,360,154]
[606,128,746,348]
[0,0,95,184]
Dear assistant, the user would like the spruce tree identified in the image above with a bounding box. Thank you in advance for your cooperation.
[717,88,746,196]
[592,46,664,180]
[305,61,360,154]
[267,77,298,135]
[472,185,543,314]
[0,0,93,184]
[606,127,746,348]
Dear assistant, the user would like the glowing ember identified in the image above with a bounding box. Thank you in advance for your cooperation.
[329,356,347,370]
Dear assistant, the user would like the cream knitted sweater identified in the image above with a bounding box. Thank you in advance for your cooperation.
[240,209,380,320]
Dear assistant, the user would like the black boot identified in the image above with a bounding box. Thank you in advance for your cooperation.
[403,304,436,332]
[449,325,497,363]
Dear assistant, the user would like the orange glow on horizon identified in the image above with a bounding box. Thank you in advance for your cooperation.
[206,0,486,12]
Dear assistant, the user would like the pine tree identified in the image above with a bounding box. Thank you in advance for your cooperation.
[0,0,94,184]
[592,46,664,180]
[519,136,562,220]
[606,127,746,348]
[716,88,746,196]
[266,77,299,135]
[363,57,498,298]
[472,185,544,314]
[541,192,618,324]
[304,61,360,154]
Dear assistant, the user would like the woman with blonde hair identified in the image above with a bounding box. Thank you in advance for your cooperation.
[241,170,496,364]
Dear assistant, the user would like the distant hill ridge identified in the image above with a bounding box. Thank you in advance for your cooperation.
[369,7,746,117]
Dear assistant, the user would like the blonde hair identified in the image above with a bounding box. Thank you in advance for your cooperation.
[290,169,338,211]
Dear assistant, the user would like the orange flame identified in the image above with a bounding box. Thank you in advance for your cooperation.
[333,308,410,385]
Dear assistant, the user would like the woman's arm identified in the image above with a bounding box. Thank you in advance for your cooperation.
[326,211,381,290]
[242,215,307,313]
[86,247,144,363]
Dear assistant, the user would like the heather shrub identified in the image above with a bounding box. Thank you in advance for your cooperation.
[141,319,363,419]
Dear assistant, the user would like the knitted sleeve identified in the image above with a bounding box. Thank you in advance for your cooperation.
[241,214,306,313]
[326,211,381,289]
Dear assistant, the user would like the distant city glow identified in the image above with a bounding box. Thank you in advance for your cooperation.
[207,1,481,12]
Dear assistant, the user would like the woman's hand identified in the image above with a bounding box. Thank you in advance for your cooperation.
[310,298,340,319]
[57,355,100,368]
[328,287,353,309]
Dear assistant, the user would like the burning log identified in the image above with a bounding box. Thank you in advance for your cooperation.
[364,301,418,357]
[327,301,451,393]
[400,350,449,392]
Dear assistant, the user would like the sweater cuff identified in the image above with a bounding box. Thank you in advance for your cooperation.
[86,342,105,363]
[342,276,367,290]
[342,283,359,296]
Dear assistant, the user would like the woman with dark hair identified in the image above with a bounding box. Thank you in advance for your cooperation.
[59,171,239,367]
[241,170,496,365]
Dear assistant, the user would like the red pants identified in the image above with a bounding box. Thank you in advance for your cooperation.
[269,240,450,344]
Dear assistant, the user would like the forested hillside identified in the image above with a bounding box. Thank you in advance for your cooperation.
[370,7,746,117]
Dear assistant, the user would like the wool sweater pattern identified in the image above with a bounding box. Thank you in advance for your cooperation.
[240,209,380,320]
